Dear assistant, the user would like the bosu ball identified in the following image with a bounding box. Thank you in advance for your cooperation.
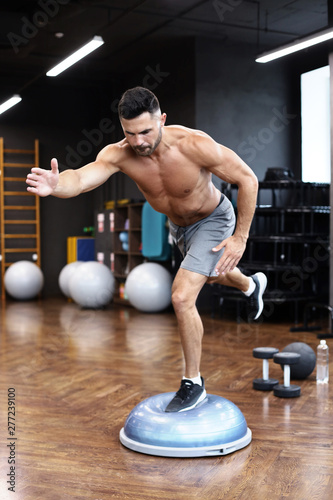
[119,392,252,458]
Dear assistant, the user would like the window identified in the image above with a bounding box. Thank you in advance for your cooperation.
[301,65,330,183]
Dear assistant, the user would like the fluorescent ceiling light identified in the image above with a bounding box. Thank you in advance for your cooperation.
[0,95,22,115]
[46,36,104,77]
[256,27,333,63]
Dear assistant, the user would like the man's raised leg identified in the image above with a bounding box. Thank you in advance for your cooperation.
[208,268,267,320]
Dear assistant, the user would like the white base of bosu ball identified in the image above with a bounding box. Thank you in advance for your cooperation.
[119,392,252,458]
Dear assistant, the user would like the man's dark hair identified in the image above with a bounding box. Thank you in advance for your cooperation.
[118,86,160,119]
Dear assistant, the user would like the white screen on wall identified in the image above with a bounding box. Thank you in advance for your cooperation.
[301,65,330,183]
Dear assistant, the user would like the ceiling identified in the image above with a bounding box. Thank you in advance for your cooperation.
[0,0,329,95]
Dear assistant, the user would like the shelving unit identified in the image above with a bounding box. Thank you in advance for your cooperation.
[95,201,145,304]
[113,203,144,279]
[0,138,41,299]
[212,180,330,323]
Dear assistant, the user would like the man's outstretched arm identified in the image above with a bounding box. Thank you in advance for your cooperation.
[26,150,120,198]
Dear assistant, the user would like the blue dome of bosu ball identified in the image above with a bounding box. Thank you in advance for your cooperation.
[119,393,252,457]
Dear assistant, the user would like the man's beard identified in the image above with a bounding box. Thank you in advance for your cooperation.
[134,128,162,156]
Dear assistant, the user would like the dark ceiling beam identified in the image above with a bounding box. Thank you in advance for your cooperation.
[106,0,210,57]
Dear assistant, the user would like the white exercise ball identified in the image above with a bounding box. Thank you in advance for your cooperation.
[58,261,84,298]
[125,262,172,313]
[4,260,44,300]
[68,261,115,308]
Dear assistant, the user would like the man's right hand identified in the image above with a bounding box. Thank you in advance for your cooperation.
[26,158,60,197]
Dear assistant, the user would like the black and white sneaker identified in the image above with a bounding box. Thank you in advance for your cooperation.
[165,377,207,413]
[246,272,267,321]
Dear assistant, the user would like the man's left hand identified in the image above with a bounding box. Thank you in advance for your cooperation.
[212,235,247,275]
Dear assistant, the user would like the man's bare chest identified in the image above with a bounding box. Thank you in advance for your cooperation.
[121,154,206,198]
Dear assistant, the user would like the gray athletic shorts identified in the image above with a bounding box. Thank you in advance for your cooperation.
[168,194,236,277]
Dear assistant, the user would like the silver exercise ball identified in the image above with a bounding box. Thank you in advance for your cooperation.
[4,260,44,300]
[125,262,172,313]
[68,261,115,308]
[58,261,84,298]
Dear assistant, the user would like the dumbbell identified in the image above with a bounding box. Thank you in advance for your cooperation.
[273,352,301,398]
[253,347,280,390]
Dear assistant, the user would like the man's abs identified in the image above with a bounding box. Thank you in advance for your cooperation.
[143,187,221,226]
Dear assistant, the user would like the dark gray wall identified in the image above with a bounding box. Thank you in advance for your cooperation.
[195,38,298,183]
[104,37,197,202]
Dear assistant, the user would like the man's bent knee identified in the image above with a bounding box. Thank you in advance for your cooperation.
[171,287,197,313]
[172,289,189,310]
[171,268,207,313]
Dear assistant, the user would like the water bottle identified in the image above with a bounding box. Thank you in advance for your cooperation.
[316,339,329,384]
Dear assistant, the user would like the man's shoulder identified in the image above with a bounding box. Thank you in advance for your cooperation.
[166,125,217,157]
[98,139,132,164]
[165,125,212,148]
[165,124,208,138]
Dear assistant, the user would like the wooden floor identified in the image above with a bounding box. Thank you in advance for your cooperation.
[0,297,332,500]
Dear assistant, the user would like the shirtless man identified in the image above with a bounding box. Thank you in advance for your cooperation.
[26,86,267,412]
